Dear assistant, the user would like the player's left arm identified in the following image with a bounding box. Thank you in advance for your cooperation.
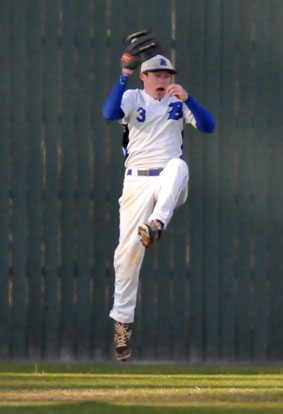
[166,84,215,133]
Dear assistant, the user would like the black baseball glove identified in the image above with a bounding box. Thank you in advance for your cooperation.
[120,30,162,70]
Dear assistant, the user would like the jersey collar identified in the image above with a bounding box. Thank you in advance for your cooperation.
[142,89,169,105]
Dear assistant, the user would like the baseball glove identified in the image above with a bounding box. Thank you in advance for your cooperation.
[121,30,161,70]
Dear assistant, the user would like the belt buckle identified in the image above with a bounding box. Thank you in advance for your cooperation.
[149,168,163,176]
[128,168,163,177]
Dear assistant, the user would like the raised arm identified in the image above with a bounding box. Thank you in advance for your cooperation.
[102,72,130,120]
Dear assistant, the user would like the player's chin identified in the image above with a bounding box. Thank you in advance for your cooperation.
[155,89,166,99]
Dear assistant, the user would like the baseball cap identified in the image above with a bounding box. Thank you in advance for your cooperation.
[140,54,177,74]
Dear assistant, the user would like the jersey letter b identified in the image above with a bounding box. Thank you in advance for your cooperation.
[168,102,183,120]
[136,107,146,122]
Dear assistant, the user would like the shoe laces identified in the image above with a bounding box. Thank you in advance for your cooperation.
[114,322,131,348]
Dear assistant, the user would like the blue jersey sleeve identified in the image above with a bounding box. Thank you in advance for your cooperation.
[184,95,215,133]
[103,73,130,120]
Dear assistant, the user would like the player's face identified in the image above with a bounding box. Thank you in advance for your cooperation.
[140,70,172,100]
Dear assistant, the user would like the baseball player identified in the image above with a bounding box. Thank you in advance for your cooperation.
[103,32,215,361]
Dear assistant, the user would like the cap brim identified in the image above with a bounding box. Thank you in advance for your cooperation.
[142,68,177,74]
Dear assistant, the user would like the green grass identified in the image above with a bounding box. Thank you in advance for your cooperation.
[0,363,282,413]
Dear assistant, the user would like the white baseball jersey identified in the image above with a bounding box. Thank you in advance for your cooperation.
[120,89,197,169]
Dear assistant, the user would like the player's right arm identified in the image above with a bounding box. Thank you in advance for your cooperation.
[103,29,157,120]
[102,70,132,120]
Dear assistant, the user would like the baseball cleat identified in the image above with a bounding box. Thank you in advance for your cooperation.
[114,321,132,361]
[138,219,163,248]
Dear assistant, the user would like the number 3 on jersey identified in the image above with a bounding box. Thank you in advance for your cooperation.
[168,102,183,120]
[136,107,146,122]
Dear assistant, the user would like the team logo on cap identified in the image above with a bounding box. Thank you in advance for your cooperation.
[159,58,167,66]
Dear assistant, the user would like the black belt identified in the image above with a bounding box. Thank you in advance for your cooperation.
[127,168,163,176]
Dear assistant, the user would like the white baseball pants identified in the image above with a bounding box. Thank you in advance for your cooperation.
[109,158,189,323]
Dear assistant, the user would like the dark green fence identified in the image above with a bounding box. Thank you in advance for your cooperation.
[0,0,282,361]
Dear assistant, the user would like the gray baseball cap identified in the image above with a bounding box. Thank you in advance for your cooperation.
[140,54,177,74]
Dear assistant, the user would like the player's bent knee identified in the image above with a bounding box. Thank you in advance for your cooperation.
[165,158,189,177]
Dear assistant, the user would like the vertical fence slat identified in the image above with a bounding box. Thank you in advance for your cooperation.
[91,0,108,359]
[203,0,221,360]
[123,0,143,35]
[43,0,59,358]
[26,0,43,358]
[140,0,156,30]
[187,0,206,361]
[253,0,270,361]
[154,0,174,361]
[173,0,191,360]
[268,0,283,360]
[60,0,75,358]
[138,0,160,361]
[139,255,156,359]
[75,0,92,358]
[106,0,128,357]
[219,0,237,361]
[11,0,27,358]
[153,0,172,56]
[236,0,253,360]
[0,0,11,358]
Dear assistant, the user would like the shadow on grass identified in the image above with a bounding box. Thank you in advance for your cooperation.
[0,363,282,375]
[2,384,283,391]
[0,402,283,414]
